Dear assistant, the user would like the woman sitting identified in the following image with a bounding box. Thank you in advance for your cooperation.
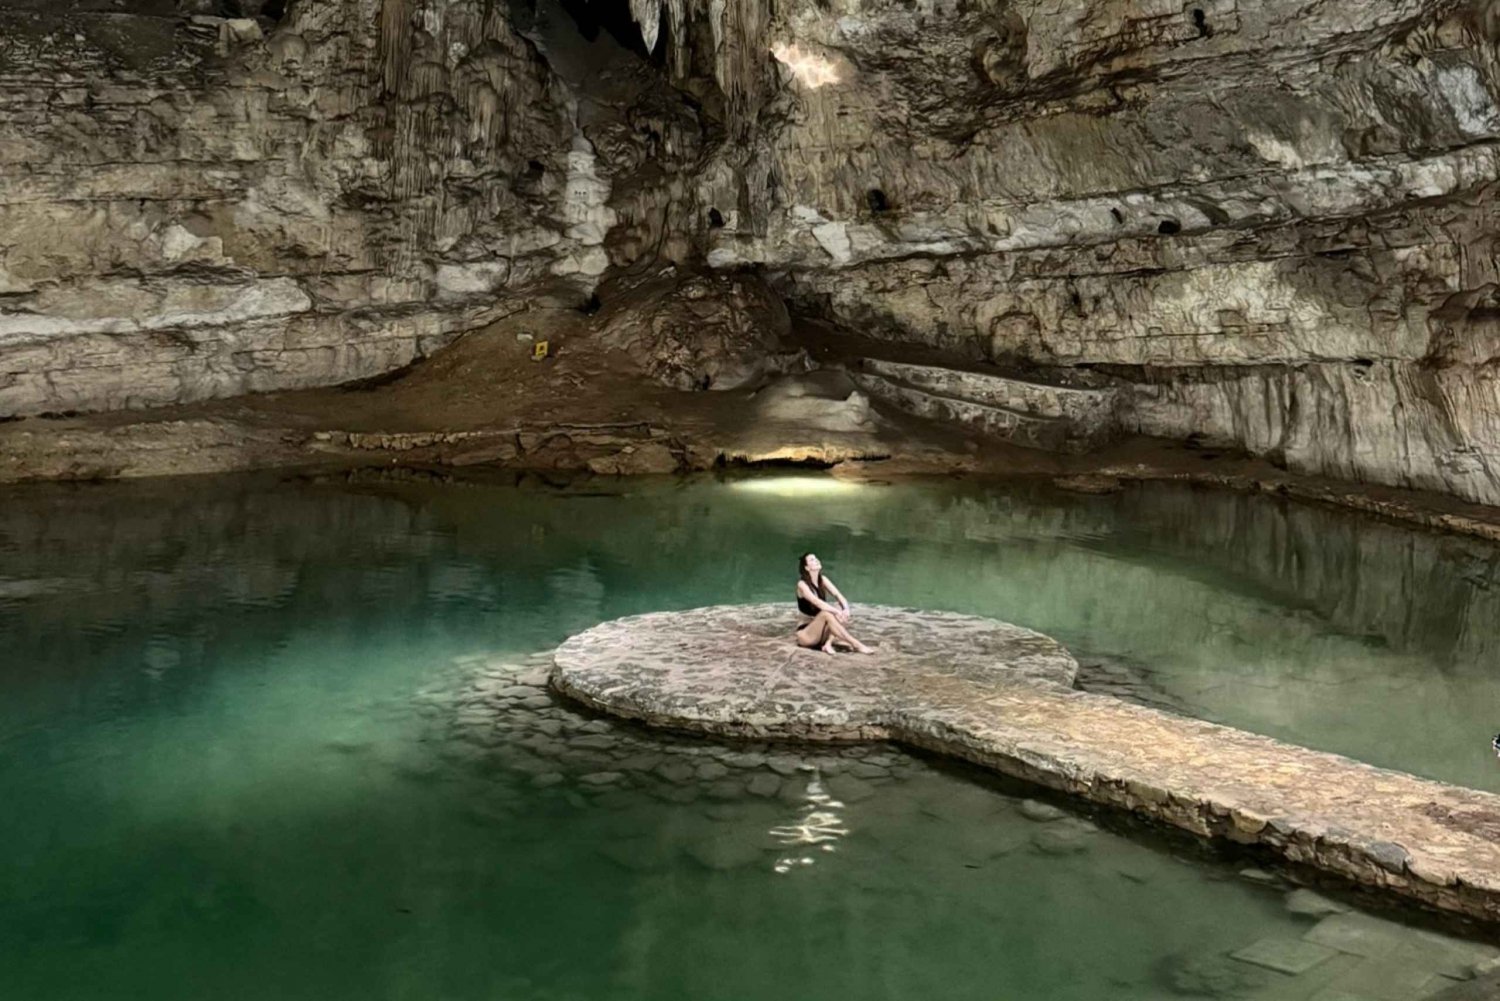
[794,552,874,655]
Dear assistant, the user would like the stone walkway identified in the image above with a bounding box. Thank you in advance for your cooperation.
[552,604,1500,925]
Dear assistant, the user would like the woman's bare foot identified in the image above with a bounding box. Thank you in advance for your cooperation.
[820,640,836,656]
[853,642,875,655]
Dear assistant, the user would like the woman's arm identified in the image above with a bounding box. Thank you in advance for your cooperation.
[822,578,851,614]
[798,579,845,615]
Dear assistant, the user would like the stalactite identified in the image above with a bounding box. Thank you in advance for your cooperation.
[632,0,773,131]
[629,0,661,53]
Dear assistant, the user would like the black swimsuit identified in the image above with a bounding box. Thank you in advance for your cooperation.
[797,579,828,619]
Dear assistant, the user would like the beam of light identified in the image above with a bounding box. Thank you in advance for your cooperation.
[770,42,843,89]
[727,475,867,497]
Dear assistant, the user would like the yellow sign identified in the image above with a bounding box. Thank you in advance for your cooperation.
[532,340,549,361]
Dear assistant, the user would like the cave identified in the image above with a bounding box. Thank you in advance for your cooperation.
[557,0,655,58]
[2,5,1500,991]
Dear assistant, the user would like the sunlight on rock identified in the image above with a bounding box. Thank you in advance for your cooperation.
[770,42,843,89]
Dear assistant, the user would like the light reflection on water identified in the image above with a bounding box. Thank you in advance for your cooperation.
[0,472,1498,1000]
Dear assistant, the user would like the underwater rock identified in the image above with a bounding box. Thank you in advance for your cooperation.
[1018,799,1067,823]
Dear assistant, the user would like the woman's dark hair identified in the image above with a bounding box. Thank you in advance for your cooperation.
[799,552,826,598]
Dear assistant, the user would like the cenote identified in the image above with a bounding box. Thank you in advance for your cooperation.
[3,472,1499,1000]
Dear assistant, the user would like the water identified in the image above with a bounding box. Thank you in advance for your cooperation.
[1,471,1497,1000]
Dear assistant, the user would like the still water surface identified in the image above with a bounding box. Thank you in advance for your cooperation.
[2,472,1498,1000]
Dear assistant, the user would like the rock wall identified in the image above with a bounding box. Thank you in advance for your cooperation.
[685,0,1500,503]
[0,0,643,416]
[7,0,1500,507]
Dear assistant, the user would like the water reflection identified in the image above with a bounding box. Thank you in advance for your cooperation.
[2,472,1499,1000]
[2,473,1499,790]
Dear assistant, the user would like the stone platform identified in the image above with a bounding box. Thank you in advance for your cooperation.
[553,604,1500,926]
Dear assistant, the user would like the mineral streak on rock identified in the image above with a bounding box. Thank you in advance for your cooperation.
[553,603,1500,925]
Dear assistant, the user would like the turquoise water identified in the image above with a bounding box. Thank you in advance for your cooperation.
[2,472,1498,1000]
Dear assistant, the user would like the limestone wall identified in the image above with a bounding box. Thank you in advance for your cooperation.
[0,0,611,416]
[696,0,1500,503]
[7,0,1500,506]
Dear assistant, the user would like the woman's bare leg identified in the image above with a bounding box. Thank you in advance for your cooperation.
[795,613,834,651]
[797,611,873,655]
[825,615,874,654]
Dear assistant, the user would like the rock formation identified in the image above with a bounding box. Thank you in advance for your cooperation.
[4,0,1500,504]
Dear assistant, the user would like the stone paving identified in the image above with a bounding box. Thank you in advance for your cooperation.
[552,604,1500,926]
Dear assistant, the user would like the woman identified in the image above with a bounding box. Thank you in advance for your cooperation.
[795,552,874,655]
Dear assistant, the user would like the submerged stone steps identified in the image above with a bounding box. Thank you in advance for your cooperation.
[552,604,1500,926]
[848,357,1121,453]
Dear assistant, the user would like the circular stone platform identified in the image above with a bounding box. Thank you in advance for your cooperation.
[551,603,1077,739]
[551,604,1500,926]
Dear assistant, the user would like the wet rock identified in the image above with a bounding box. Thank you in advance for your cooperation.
[571,735,618,752]
[746,773,782,798]
[1159,953,1270,997]
[1284,888,1349,918]
[705,779,745,801]
[651,784,700,805]
[720,751,768,770]
[655,761,696,783]
[695,761,730,781]
[778,777,811,803]
[532,772,564,788]
[1054,474,1124,495]
[495,685,537,699]
[1230,936,1339,975]
[615,752,667,773]
[579,771,624,787]
[825,775,876,804]
[766,757,804,777]
[847,761,890,780]
[1237,867,1282,886]
[1018,799,1067,823]
[1031,821,1092,856]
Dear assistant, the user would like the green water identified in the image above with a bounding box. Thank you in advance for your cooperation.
[2,472,1498,1000]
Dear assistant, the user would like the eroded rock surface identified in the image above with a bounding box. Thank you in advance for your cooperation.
[6,0,1500,508]
[595,270,808,390]
[553,603,1078,738]
[554,602,1500,924]
[0,0,681,415]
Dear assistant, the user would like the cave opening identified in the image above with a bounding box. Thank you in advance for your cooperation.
[707,207,725,228]
[578,293,603,315]
[527,159,546,177]
[1157,218,1181,235]
[867,188,889,213]
[557,0,653,60]
[1110,207,1124,225]
[209,0,290,22]
[1192,8,1211,37]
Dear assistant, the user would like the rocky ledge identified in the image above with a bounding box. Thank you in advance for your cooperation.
[553,603,1500,925]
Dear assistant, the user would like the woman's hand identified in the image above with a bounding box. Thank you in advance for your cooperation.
[836,605,851,624]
